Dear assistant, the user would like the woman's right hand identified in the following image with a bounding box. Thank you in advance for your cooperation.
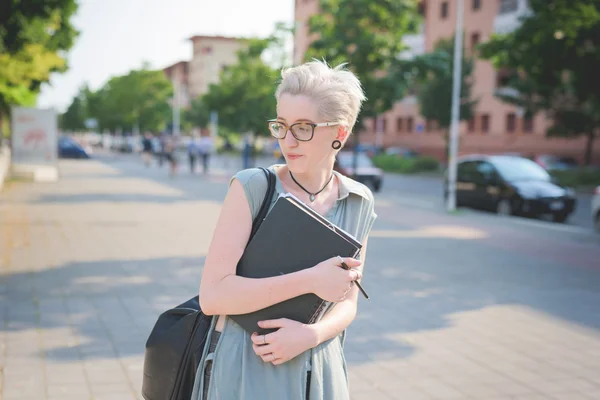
[309,256,362,302]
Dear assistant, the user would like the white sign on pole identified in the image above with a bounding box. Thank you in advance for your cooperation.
[10,107,59,181]
[11,107,58,165]
[210,111,218,138]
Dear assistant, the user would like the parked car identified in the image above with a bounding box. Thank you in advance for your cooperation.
[385,146,420,158]
[334,151,383,192]
[534,154,578,171]
[592,186,600,233]
[445,155,577,223]
[58,136,91,159]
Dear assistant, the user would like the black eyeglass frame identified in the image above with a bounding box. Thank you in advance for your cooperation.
[267,119,342,141]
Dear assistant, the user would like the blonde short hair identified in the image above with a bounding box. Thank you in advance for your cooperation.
[275,60,366,132]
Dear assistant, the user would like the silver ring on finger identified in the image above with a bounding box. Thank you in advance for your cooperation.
[337,255,344,265]
[262,335,267,345]
[270,353,276,362]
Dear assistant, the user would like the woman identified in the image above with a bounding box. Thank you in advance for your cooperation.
[192,60,377,400]
[163,135,178,178]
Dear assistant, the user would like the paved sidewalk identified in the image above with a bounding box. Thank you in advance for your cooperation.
[1,158,600,400]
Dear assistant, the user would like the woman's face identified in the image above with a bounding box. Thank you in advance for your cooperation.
[275,93,343,174]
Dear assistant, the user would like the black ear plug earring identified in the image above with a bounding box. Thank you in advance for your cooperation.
[332,140,342,150]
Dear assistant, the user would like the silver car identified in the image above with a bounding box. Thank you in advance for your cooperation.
[593,186,600,232]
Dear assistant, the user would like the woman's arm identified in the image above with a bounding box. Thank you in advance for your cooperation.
[199,179,315,316]
[312,240,370,345]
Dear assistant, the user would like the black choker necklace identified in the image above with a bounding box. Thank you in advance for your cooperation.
[289,171,333,202]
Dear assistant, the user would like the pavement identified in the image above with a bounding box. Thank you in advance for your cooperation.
[1,154,600,400]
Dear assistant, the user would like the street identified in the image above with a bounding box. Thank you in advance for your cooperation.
[1,154,600,400]
[382,173,595,232]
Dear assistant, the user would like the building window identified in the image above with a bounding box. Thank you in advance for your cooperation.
[441,2,449,19]
[418,1,426,16]
[441,1,448,19]
[473,0,481,11]
[382,118,387,133]
[407,117,414,133]
[523,117,534,133]
[468,118,476,133]
[471,32,481,52]
[506,112,516,133]
[481,114,490,133]
[499,0,518,14]
[397,117,403,133]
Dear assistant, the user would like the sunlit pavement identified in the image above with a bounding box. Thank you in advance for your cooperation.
[1,155,599,400]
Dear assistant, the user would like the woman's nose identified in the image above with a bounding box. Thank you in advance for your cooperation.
[284,129,298,146]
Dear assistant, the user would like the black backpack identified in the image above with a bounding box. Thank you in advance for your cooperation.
[142,167,276,400]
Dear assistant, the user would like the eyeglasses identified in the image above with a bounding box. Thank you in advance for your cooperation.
[267,119,342,141]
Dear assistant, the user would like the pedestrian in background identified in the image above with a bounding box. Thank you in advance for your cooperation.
[188,134,199,174]
[164,135,178,178]
[198,131,214,174]
[242,133,253,169]
[191,60,376,400]
[141,133,154,167]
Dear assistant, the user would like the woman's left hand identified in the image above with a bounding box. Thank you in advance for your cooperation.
[251,318,319,365]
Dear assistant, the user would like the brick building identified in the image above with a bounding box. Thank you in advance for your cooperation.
[294,0,599,164]
[163,35,244,110]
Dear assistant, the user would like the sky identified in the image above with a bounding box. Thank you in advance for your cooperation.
[37,0,295,112]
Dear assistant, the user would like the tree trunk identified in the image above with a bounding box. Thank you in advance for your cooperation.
[584,131,595,166]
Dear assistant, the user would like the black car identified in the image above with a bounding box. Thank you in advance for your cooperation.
[445,155,577,222]
[334,151,383,192]
[58,137,91,159]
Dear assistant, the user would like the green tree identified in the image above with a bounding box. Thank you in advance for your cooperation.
[479,0,600,165]
[0,0,78,54]
[183,98,210,132]
[0,0,79,133]
[414,37,476,159]
[60,91,86,131]
[305,0,421,127]
[201,38,281,136]
[83,67,173,133]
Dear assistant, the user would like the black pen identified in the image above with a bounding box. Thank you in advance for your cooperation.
[340,261,370,301]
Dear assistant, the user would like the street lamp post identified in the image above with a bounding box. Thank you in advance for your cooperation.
[446,0,464,212]
[172,79,180,137]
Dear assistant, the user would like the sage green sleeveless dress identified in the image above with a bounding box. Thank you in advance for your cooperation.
[191,165,377,400]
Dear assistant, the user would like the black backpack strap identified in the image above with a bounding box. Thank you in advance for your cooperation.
[249,167,276,240]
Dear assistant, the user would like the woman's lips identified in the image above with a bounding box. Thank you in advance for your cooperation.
[286,154,303,160]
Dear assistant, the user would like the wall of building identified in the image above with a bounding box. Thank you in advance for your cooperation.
[163,62,190,109]
[294,0,599,164]
[293,0,321,65]
[188,37,244,98]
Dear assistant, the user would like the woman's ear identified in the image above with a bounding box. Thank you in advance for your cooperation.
[337,125,350,144]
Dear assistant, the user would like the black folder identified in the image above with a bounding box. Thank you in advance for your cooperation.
[230,193,362,335]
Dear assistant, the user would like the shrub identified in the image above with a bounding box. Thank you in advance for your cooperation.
[550,168,600,189]
[372,154,440,174]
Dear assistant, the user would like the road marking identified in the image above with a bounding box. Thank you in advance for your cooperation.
[504,217,594,235]
[377,194,437,210]
[371,225,487,240]
[377,193,596,236]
